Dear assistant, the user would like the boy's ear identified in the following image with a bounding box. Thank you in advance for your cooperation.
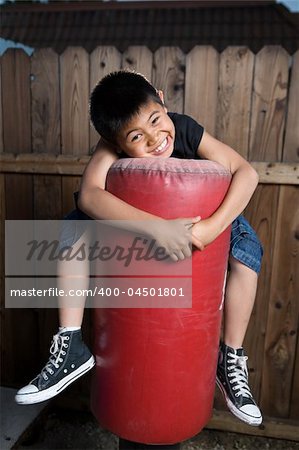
[102,137,122,155]
[112,143,122,154]
[157,90,167,110]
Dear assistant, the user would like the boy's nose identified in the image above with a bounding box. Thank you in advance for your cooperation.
[147,132,159,146]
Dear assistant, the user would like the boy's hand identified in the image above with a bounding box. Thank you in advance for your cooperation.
[191,218,219,251]
[151,216,201,262]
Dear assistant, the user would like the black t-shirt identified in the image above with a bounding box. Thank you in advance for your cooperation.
[168,112,204,159]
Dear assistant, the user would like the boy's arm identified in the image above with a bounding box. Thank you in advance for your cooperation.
[78,140,160,222]
[78,140,200,260]
[192,131,259,247]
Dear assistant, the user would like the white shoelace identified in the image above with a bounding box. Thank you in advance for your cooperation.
[41,334,69,381]
[227,352,252,398]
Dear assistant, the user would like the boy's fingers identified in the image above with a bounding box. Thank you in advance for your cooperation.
[168,244,192,262]
[169,253,179,262]
[191,215,201,224]
[192,235,205,251]
[182,243,192,258]
[185,216,201,229]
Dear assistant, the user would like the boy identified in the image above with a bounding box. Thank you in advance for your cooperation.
[16,71,263,427]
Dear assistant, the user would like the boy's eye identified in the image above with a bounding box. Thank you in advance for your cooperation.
[131,134,142,142]
[152,116,159,124]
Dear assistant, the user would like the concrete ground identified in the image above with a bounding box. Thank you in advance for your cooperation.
[14,406,299,450]
[0,387,49,450]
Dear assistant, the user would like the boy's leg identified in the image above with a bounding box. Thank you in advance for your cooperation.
[57,200,92,327]
[15,216,95,405]
[223,257,257,348]
[216,216,263,426]
[57,230,91,327]
[217,258,262,426]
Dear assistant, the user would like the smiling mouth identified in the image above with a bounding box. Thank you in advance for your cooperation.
[152,137,169,155]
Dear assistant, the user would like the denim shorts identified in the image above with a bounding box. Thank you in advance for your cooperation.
[230,215,263,274]
[60,200,263,274]
[59,209,90,247]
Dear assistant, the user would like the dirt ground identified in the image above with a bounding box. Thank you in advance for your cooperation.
[15,406,299,450]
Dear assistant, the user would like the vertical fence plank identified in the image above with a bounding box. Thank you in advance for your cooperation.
[122,46,153,81]
[60,47,90,155]
[0,174,10,381]
[1,49,31,153]
[243,185,280,401]
[2,48,33,248]
[1,174,14,386]
[33,175,62,219]
[153,47,185,114]
[89,46,122,151]
[249,46,289,162]
[184,46,219,135]
[31,47,63,248]
[283,50,299,163]
[0,175,4,295]
[0,56,3,152]
[3,174,40,387]
[216,47,254,158]
[290,333,299,419]
[260,186,299,418]
[62,176,81,216]
[1,48,33,243]
[31,49,61,154]
[90,46,122,92]
[4,175,33,219]
[275,50,299,419]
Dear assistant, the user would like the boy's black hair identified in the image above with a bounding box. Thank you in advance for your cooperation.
[90,70,163,145]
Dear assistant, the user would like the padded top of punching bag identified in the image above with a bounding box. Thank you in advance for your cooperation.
[106,157,232,220]
[109,157,230,176]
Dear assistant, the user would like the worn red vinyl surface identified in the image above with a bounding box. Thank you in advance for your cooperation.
[91,158,231,444]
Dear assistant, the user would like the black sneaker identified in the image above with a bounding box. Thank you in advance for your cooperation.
[15,329,95,405]
[216,342,262,426]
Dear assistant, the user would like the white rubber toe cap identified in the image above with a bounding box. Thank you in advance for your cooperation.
[16,384,39,395]
[240,404,262,423]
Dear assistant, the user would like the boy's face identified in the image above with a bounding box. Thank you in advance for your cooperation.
[116,100,175,158]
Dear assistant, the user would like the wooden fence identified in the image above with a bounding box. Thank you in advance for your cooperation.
[0,45,298,441]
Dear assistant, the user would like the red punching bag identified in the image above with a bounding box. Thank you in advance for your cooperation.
[91,158,231,445]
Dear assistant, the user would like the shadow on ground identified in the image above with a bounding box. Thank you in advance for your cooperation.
[14,407,299,450]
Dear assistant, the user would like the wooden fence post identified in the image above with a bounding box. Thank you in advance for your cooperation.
[184,46,219,135]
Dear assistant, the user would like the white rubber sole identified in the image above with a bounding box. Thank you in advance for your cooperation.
[216,376,262,426]
[15,356,95,405]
